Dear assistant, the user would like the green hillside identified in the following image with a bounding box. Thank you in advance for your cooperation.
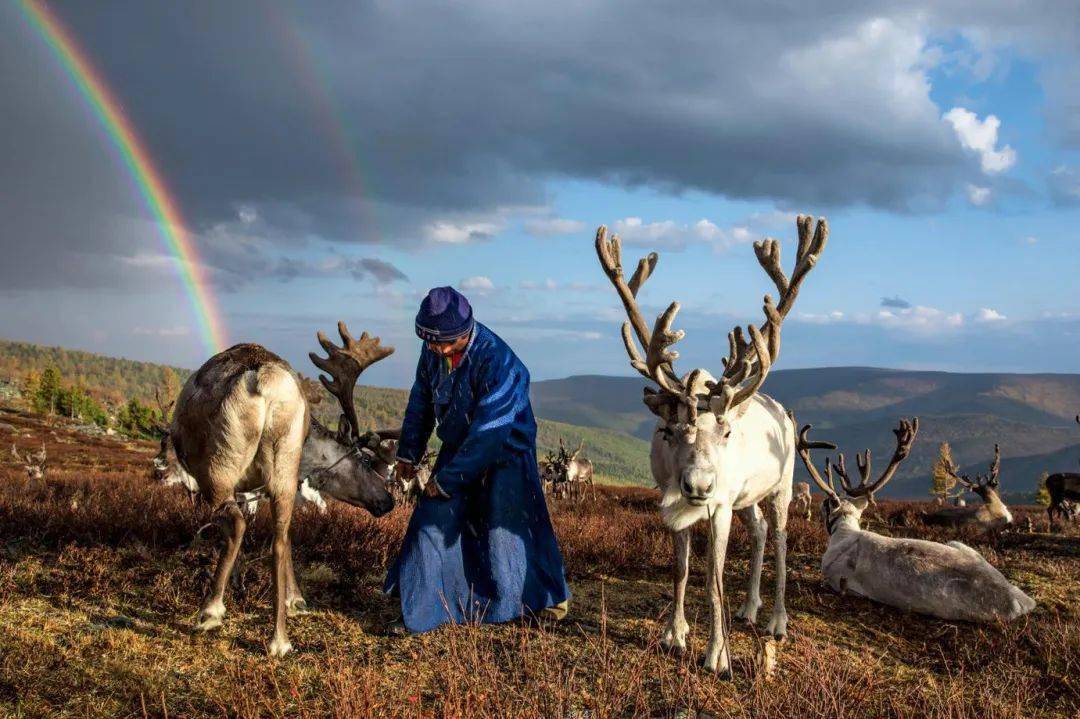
[0,338,654,487]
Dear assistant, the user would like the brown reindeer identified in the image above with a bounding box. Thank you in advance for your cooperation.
[1046,415,1080,527]
[790,481,812,521]
[11,442,46,480]
[155,322,396,656]
[922,444,1012,533]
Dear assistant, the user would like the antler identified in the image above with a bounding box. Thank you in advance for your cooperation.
[595,226,687,397]
[944,442,1001,490]
[792,417,841,503]
[831,418,919,500]
[706,216,828,415]
[309,321,394,442]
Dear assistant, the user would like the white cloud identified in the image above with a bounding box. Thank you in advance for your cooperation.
[975,308,1007,322]
[459,276,495,294]
[523,217,586,237]
[237,205,258,225]
[797,310,846,324]
[610,211,791,252]
[1023,236,1038,245]
[966,184,992,206]
[943,107,1017,174]
[132,325,192,337]
[425,220,502,244]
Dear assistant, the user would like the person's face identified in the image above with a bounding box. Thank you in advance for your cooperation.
[426,333,470,356]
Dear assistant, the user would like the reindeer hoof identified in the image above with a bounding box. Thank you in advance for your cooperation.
[268,637,293,657]
[287,598,309,617]
[194,616,223,633]
[765,613,788,640]
[734,603,761,625]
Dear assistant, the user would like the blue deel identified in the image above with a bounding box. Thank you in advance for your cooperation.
[384,323,570,633]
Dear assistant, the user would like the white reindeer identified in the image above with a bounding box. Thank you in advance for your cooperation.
[596,215,828,676]
[153,322,397,656]
[795,419,1036,623]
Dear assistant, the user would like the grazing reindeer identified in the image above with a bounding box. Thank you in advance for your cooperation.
[790,481,812,521]
[11,442,47,480]
[596,215,828,675]
[795,419,1036,622]
[552,439,595,502]
[1046,416,1080,527]
[923,445,1012,533]
[155,322,396,656]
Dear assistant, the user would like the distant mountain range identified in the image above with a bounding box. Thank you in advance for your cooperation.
[531,368,1080,498]
[3,337,1077,497]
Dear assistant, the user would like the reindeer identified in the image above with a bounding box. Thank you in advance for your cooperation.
[1046,415,1080,528]
[795,419,1036,622]
[394,449,435,503]
[790,481,812,521]
[551,439,595,502]
[11,442,46,480]
[922,444,1012,533]
[596,215,828,675]
[153,322,396,656]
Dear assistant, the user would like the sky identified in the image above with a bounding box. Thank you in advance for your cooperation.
[2,0,1079,388]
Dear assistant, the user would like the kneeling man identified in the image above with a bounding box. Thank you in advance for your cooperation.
[385,287,570,632]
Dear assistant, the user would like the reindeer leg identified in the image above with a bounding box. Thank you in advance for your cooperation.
[268,491,296,657]
[764,489,790,639]
[660,528,691,655]
[735,504,766,624]
[196,500,246,632]
[703,506,733,677]
[284,534,307,616]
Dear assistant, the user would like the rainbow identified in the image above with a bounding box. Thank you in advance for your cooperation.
[17,0,228,355]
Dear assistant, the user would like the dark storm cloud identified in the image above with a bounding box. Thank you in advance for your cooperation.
[881,295,913,309]
[4,1,1080,295]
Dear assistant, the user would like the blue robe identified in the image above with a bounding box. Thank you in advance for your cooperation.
[384,323,570,633]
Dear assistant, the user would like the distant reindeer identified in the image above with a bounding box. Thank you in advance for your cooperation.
[539,450,561,497]
[790,482,812,521]
[1046,415,1080,528]
[394,449,435,503]
[922,445,1013,533]
[596,215,828,675]
[796,419,1036,623]
[153,322,397,656]
[552,439,595,502]
[11,442,46,480]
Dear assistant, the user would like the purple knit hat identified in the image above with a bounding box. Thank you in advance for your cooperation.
[415,286,474,342]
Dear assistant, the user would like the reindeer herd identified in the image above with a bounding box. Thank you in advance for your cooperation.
[80,213,1068,668]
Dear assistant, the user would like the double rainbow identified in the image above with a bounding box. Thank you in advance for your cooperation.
[18,0,228,355]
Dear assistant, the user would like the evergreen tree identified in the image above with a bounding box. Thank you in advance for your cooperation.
[930,442,959,502]
[33,365,62,415]
[1035,471,1051,507]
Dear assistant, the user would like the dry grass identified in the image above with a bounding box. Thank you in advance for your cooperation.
[0,405,1077,718]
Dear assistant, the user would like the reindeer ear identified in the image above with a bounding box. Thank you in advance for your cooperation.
[850,496,870,512]
[643,388,677,422]
[336,413,352,443]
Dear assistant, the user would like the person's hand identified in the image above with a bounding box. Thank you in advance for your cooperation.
[394,461,418,482]
[423,476,451,500]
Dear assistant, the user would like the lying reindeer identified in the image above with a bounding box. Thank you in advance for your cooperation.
[1046,415,1080,528]
[795,418,1036,623]
[922,444,1012,533]
[153,322,397,656]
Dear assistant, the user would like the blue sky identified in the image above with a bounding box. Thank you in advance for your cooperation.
[2,2,1078,388]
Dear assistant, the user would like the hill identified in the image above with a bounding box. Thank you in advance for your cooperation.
[0,338,649,485]
[532,369,1080,497]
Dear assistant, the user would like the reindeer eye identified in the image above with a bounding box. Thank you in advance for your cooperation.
[724,429,732,439]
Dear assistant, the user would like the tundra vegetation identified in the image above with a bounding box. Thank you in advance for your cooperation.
[0,405,1077,718]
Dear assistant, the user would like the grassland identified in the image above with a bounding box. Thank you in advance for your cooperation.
[0,404,1077,718]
